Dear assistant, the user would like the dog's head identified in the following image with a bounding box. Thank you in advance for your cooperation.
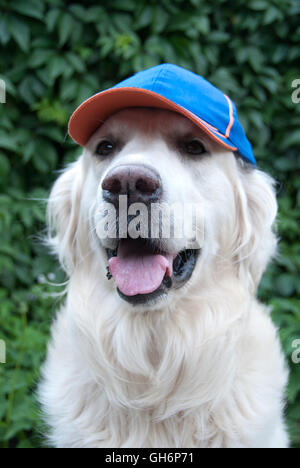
[48,108,277,309]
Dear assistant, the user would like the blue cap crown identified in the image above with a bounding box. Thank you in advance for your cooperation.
[113,64,255,165]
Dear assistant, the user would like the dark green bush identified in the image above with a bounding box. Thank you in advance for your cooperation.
[0,0,299,448]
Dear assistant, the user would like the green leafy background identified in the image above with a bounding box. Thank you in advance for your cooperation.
[0,0,299,448]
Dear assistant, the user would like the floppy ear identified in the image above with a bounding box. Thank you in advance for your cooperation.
[47,158,85,274]
[231,164,278,294]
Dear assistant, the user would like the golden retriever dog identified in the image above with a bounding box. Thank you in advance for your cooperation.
[38,105,288,448]
[40,108,288,448]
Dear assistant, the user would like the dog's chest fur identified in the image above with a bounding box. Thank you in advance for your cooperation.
[39,276,288,448]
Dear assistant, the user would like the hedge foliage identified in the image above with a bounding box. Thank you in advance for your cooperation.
[0,0,299,448]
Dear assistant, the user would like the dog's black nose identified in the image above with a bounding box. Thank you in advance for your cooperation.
[102,165,162,205]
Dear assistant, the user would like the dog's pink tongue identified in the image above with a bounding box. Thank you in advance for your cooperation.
[109,241,173,297]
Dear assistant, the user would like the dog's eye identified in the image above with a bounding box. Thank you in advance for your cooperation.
[184,139,206,155]
[95,140,115,157]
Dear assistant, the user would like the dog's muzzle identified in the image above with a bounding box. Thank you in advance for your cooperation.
[100,164,200,306]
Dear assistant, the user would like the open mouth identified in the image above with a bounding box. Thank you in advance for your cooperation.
[106,239,199,306]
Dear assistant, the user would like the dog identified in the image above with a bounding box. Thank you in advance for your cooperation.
[38,65,288,448]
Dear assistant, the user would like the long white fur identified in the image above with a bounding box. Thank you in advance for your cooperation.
[38,109,289,448]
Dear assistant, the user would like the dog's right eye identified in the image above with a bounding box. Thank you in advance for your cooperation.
[184,139,207,156]
[95,140,115,157]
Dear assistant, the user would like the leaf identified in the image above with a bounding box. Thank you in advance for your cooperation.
[134,5,153,30]
[11,0,45,20]
[32,141,57,173]
[151,6,169,34]
[22,140,36,163]
[7,15,30,52]
[209,31,230,43]
[288,404,300,420]
[287,364,300,404]
[58,13,75,46]
[112,14,133,34]
[110,0,136,11]
[68,4,87,21]
[247,109,264,129]
[249,0,268,11]
[0,18,11,45]
[274,157,298,172]
[18,77,35,105]
[47,56,67,82]
[60,80,78,102]
[0,153,10,180]
[263,6,282,24]
[281,130,300,150]
[247,47,264,72]
[34,98,68,125]
[0,74,17,99]
[195,16,210,35]
[259,75,278,93]
[84,6,106,23]
[0,133,18,151]
[167,12,197,32]
[4,420,34,442]
[28,49,55,68]
[36,126,64,143]
[66,53,86,73]
[45,8,60,32]
[275,274,296,297]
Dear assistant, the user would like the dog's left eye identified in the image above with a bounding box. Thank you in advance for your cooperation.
[95,140,115,157]
[184,139,206,155]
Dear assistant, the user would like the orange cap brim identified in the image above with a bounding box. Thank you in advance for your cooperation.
[68,87,237,152]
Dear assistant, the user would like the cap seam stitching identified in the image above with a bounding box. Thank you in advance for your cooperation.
[150,66,166,93]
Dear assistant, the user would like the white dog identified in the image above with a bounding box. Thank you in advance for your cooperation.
[38,106,288,448]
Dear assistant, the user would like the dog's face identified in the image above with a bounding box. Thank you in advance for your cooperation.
[49,108,277,310]
[87,108,222,307]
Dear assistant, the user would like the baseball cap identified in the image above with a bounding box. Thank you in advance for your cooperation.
[68,63,256,166]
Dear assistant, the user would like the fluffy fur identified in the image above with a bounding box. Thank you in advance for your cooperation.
[38,109,288,448]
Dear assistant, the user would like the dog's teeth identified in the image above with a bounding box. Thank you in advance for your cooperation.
[163,275,172,289]
[106,266,112,280]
